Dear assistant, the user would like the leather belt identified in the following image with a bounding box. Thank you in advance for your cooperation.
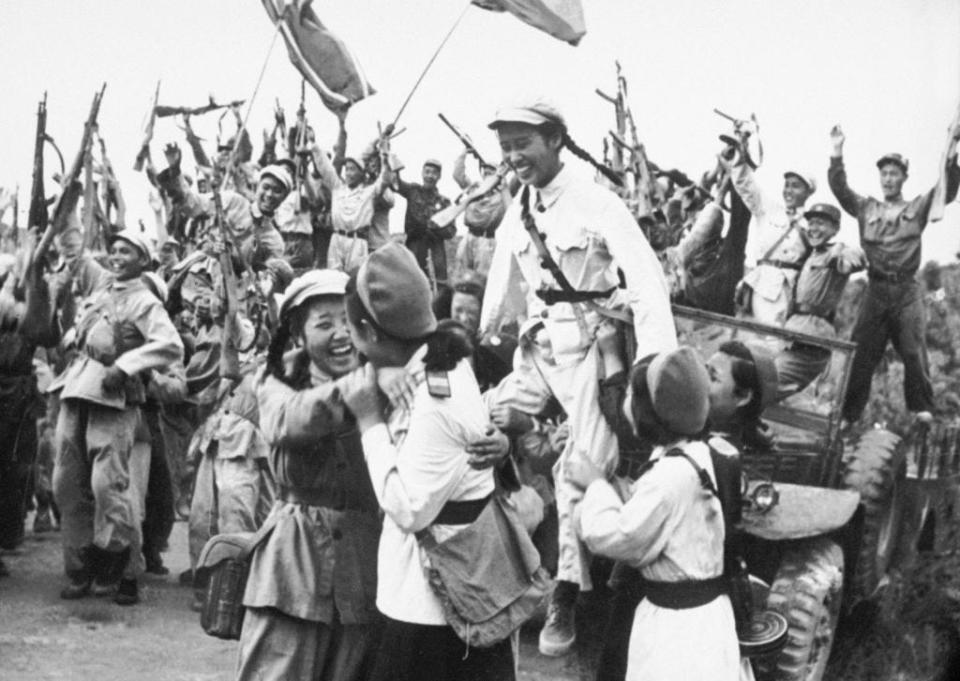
[758,258,802,271]
[432,494,492,525]
[643,575,728,609]
[535,286,616,306]
[868,268,914,284]
[332,227,369,239]
[792,305,834,323]
[467,225,498,239]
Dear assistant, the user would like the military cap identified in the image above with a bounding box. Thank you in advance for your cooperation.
[488,97,566,130]
[876,153,909,173]
[803,203,842,226]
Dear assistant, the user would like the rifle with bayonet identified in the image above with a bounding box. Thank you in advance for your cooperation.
[28,94,50,236]
[154,96,245,119]
[134,80,161,171]
[27,84,106,286]
[597,62,663,217]
[438,113,490,168]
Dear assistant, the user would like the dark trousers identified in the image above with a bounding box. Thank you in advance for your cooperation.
[142,406,175,558]
[682,189,750,315]
[368,615,514,681]
[0,384,41,549]
[406,235,449,285]
[596,564,644,681]
[842,279,933,421]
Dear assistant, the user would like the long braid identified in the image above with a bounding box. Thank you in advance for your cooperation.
[563,132,623,187]
[262,321,291,385]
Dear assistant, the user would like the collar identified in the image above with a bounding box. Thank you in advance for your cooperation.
[402,343,429,376]
[109,277,145,293]
[309,360,333,388]
[535,163,571,211]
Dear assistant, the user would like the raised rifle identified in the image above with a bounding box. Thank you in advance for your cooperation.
[438,113,490,168]
[27,84,106,287]
[429,163,510,230]
[28,94,50,236]
[154,96,245,119]
[134,80,161,171]
[714,108,763,169]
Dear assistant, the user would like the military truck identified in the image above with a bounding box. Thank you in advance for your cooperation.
[673,305,907,681]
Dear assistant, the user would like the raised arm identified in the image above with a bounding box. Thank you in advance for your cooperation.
[827,125,866,218]
[256,369,349,449]
[452,148,471,190]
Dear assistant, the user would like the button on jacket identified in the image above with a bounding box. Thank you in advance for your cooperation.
[480,164,677,364]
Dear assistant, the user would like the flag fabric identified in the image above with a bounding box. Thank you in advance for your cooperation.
[262,0,375,112]
[472,0,586,46]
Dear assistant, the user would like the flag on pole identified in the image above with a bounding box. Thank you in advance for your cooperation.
[472,0,586,46]
[261,0,375,112]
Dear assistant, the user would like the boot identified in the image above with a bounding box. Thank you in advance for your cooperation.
[91,547,130,597]
[33,508,55,534]
[144,547,169,575]
[60,547,94,599]
[538,580,579,657]
[114,578,139,606]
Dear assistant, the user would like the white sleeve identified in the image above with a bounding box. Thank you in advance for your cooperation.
[361,408,470,533]
[601,201,678,359]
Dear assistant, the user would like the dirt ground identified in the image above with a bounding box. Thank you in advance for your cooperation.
[0,517,603,681]
[5,513,960,681]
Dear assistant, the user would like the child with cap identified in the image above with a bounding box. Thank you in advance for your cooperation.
[569,346,751,681]
[777,202,865,399]
[339,243,516,681]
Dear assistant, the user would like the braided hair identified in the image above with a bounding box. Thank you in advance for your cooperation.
[262,305,311,389]
[536,122,623,188]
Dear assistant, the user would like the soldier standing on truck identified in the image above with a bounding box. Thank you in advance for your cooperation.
[480,98,677,657]
[828,122,960,425]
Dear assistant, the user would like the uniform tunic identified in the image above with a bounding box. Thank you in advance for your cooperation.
[480,163,676,587]
[51,277,183,579]
[576,440,748,681]
[236,355,381,681]
[828,156,960,419]
[733,164,809,326]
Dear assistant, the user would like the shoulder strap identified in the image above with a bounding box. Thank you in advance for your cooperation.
[664,447,720,498]
[519,187,632,324]
[759,217,801,263]
[519,186,579,299]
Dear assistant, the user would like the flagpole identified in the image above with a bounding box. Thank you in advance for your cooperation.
[391,0,473,128]
[227,20,283,171]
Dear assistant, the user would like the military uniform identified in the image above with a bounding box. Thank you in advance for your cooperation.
[829,154,960,420]
[51,275,183,582]
[481,163,677,590]
[733,164,810,326]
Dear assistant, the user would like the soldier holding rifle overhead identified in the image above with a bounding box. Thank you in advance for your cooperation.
[480,97,676,657]
[829,121,960,425]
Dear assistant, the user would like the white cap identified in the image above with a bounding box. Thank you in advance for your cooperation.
[279,269,349,320]
[488,97,565,130]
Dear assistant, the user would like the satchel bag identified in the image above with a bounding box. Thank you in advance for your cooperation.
[416,494,554,649]
[196,514,278,640]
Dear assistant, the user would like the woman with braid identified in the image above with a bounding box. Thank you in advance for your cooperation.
[480,99,677,656]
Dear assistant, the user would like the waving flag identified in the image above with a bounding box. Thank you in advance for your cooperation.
[472,0,586,45]
[262,0,375,112]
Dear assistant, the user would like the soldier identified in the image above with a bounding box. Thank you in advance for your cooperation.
[451,149,515,278]
[480,99,677,656]
[733,154,816,325]
[394,159,453,285]
[51,230,183,605]
[828,123,960,424]
[0,245,58,567]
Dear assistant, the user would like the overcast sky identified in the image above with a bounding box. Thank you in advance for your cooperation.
[1,0,959,259]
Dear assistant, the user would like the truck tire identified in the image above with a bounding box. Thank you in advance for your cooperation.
[842,428,905,600]
[759,538,844,681]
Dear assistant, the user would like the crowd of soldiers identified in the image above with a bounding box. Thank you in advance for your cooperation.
[0,89,959,681]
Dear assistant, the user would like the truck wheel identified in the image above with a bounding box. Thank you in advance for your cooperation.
[759,538,844,681]
[842,428,905,600]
